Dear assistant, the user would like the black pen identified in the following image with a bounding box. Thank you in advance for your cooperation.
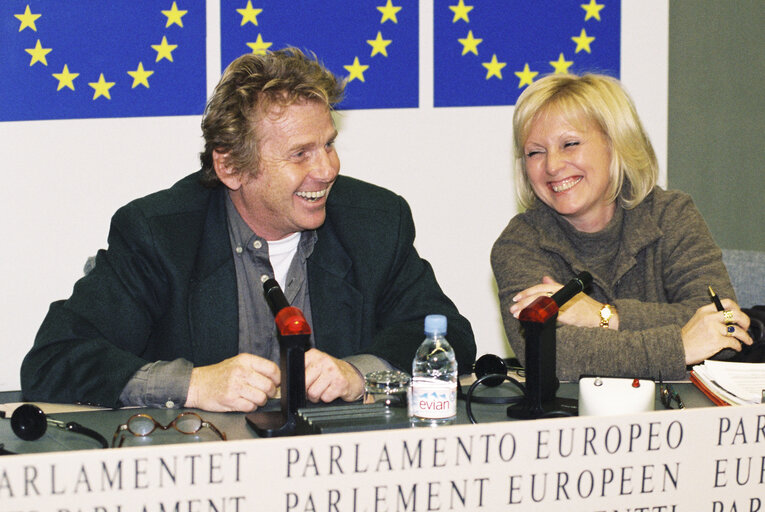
[708,286,724,311]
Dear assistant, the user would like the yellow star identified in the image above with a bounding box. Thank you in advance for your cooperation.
[15,5,41,32]
[514,63,538,88]
[344,57,369,83]
[449,0,473,23]
[482,54,506,80]
[89,73,116,100]
[377,0,402,24]
[127,62,155,88]
[152,36,178,62]
[572,28,595,54]
[25,39,52,66]
[367,32,392,57]
[162,1,188,28]
[52,64,79,91]
[237,0,263,26]
[549,53,573,74]
[246,34,272,55]
[458,30,482,56]
[581,0,605,21]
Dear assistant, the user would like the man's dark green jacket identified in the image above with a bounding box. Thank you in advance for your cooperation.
[21,172,476,407]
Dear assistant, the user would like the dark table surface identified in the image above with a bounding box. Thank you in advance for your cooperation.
[0,380,712,455]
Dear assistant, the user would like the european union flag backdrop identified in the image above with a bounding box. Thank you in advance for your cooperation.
[435,0,620,107]
[0,1,206,122]
[220,0,419,110]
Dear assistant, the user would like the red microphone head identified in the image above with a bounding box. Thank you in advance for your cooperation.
[274,306,312,336]
[518,296,559,324]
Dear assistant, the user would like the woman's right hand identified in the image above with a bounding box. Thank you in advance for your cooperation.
[681,299,753,364]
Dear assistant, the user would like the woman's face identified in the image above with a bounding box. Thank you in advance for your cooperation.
[523,110,615,233]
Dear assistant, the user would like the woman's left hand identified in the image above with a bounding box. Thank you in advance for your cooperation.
[681,299,752,364]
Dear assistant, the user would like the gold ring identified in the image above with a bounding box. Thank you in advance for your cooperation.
[723,310,734,324]
[725,325,735,336]
[545,292,553,297]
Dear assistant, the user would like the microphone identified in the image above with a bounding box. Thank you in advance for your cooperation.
[263,277,290,316]
[262,278,311,337]
[551,271,593,308]
[519,271,593,324]
[510,271,593,420]
[247,278,311,437]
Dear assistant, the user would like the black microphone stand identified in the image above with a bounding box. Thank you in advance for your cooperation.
[245,279,311,437]
[507,272,591,419]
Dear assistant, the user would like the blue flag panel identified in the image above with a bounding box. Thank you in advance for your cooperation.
[0,1,206,122]
[434,0,621,107]
[220,0,419,110]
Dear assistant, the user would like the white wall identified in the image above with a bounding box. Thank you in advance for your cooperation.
[0,1,668,391]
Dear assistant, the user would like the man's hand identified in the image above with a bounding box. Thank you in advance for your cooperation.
[185,354,280,412]
[304,348,365,403]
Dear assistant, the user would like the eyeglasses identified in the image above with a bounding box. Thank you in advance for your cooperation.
[659,377,684,410]
[112,412,226,448]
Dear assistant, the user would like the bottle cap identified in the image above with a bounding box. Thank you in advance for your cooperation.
[424,314,447,335]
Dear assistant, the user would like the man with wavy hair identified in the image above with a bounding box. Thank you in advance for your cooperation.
[22,48,475,412]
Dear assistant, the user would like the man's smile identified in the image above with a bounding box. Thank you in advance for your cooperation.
[295,187,329,202]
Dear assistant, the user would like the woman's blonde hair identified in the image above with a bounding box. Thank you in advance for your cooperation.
[512,73,658,209]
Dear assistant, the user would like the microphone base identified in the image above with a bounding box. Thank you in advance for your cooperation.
[507,397,578,420]
[245,411,298,438]
[246,332,309,438]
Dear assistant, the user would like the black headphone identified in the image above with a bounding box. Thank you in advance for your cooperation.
[1,404,108,454]
[458,354,528,424]
[10,404,49,441]
[459,354,526,403]
[475,354,524,387]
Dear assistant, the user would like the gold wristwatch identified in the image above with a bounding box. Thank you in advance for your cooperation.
[599,304,614,328]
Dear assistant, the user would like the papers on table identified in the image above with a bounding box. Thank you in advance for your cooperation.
[691,360,765,405]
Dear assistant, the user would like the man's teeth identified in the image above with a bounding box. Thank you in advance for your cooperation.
[295,189,327,201]
[551,177,582,192]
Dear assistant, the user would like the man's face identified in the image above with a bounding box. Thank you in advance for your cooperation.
[221,100,340,241]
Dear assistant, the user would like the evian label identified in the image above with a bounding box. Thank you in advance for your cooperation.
[409,376,457,419]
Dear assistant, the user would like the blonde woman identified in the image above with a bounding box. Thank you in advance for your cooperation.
[491,73,751,381]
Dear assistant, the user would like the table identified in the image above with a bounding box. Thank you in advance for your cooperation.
[2,383,763,511]
[0,380,712,454]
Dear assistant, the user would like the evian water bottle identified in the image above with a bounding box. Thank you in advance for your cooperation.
[408,314,458,426]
